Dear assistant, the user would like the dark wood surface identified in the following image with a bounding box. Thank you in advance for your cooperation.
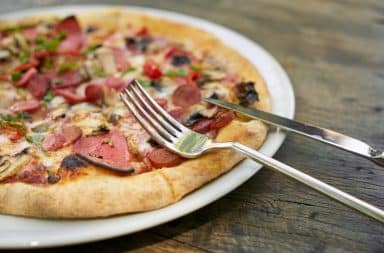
[1,0,384,252]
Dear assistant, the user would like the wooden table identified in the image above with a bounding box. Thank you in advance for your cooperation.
[2,0,384,252]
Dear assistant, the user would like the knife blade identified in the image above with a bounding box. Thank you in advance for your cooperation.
[204,98,384,166]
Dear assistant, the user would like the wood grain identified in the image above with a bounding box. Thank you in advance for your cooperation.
[1,0,384,252]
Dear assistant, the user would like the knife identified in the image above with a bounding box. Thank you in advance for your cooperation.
[205,98,384,166]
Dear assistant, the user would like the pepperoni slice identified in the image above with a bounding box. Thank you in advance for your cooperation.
[13,58,39,72]
[26,73,49,99]
[42,133,66,151]
[15,68,37,87]
[9,99,40,113]
[168,107,185,122]
[154,98,168,109]
[191,118,212,133]
[112,48,130,71]
[54,88,86,104]
[105,77,127,91]
[22,27,38,41]
[172,84,201,107]
[55,16,85,53]
[55,70,83,88]
[73,130,133,170]
[143,59,162,79]
[146,148,183,168]
[85,83,103,101]
[209,110,235,130]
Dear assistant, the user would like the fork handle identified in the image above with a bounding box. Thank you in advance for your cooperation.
[230,142,384,223]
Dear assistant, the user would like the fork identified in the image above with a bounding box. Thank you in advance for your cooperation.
[120,80,384,223]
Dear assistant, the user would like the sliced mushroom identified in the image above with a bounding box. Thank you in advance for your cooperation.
[201,81,231,101]
[203,68,226,80]
[95,47,117,75]
[0,148,31,181]
[13,33,29,51]
[50,104,69,120]
[0,49,11,60]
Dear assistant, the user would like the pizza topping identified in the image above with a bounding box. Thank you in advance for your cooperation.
[61,125,82,145]
[171,55,190,66]
[73,130,134,172]
[172,84,201,107]
[54,16,85,54]
[26,73,49,99]
[0,148,31,181]
[60,154,87,170]
[4,160,47,185]
[112,48,131,71]
[42,125,82,151]
[168,107,185,122]
[53,70,83,88]
[42,133,66,151]
[84,82,103,101]
[236,81,259,106]
[53,88,85,104]
[0,115,27,141]
[0,49,11,60]
[184,112,204,126]
[209,109,235,129]
[146,148,183,168]
[108,113,122,125]
[190,118,212,133]
[9,99,41,113]
[13,68,36,86]
[104,77,127,91]
[143,59,162,79]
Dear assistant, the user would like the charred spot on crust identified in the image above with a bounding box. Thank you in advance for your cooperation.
[61,155,87,170]
[236,81,259,106]
[47,173,61,184]
[171,55,190,66]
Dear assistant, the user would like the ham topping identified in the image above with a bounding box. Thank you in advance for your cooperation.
[42,125,82,151]
[15,68,37,87]
[9,99,41,113]
[55,16,86,54]
[26,73,49,99]
[73,130,133,171]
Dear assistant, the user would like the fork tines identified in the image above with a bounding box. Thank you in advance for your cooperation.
[119,80,185,151]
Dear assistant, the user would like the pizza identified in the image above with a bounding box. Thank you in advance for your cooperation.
[0,9,270,218]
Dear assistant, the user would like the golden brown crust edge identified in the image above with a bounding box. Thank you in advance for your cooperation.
[0,8,271,218]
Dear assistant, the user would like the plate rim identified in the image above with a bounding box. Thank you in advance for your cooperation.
[0,4,295,249]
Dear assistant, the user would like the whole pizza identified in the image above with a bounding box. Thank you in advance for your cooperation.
[0,9,270,218]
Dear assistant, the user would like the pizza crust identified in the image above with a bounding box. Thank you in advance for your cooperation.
[0,8,271,218]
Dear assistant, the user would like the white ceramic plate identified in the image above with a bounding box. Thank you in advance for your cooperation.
[0,5,295,249]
